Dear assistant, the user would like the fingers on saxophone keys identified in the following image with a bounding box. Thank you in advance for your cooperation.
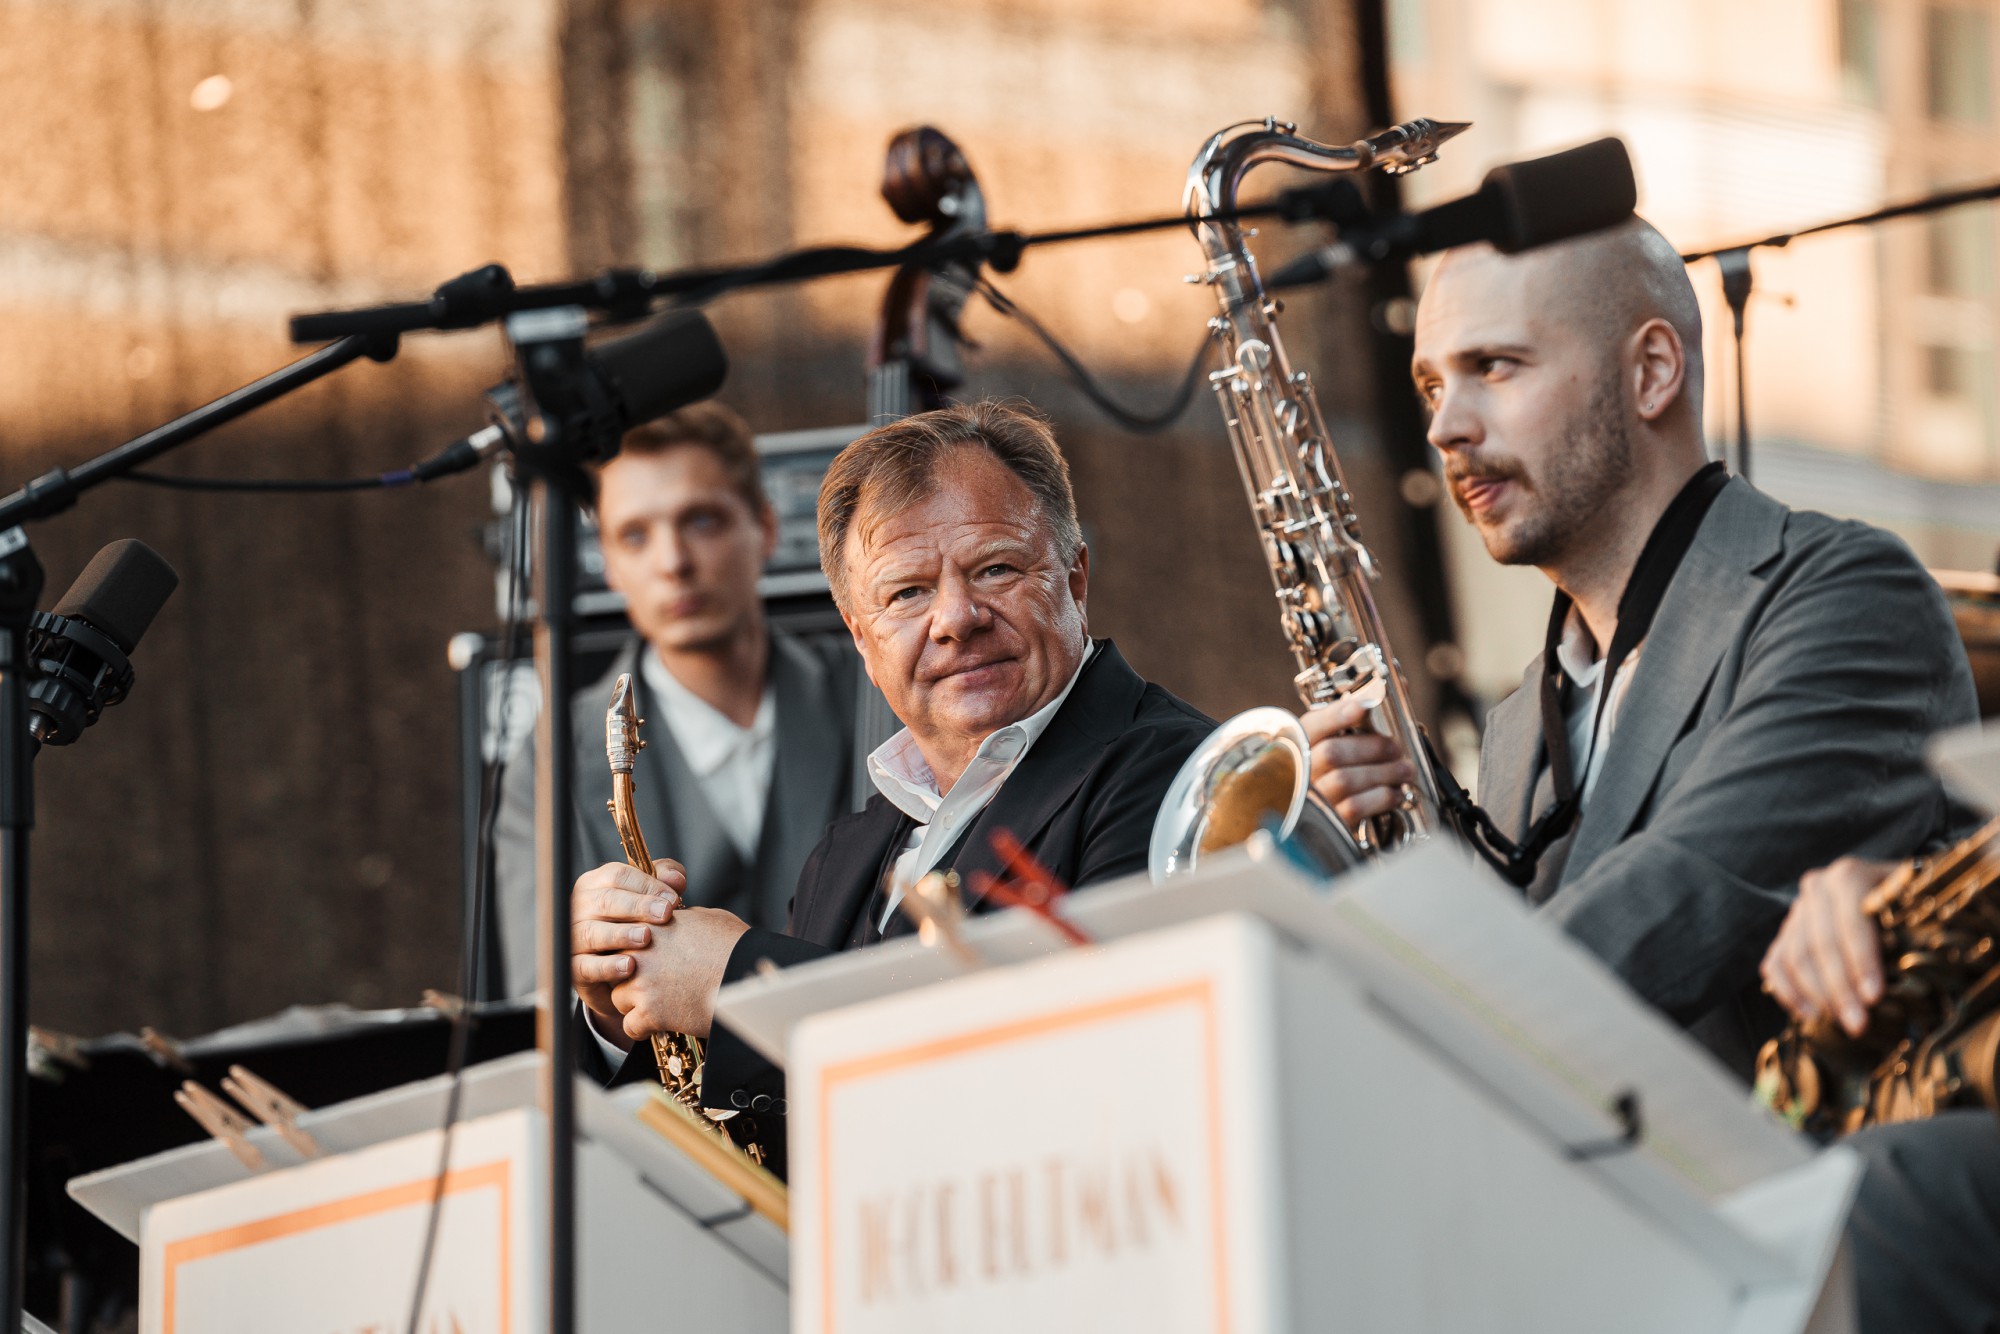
[650,858,688,894]
[1333,785,1408,829]
[1802,886,1869,1037]
[1760,923,1813,1026]
[575,920,653,953]
[575,863,682,923]
[1301,699,1371,745]
[574,952,639,985]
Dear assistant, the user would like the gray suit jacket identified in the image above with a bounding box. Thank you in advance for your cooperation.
[1477,479,1978,1072]
[493,628,869,998]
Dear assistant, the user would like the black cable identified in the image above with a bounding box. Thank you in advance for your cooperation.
[114,426,501,495]
[119,470,407,492]
[971,277,1211,434]
[404,475,529,1334]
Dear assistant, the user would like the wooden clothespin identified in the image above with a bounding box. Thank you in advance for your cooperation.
[174,1082,267,1172]
[139,1026,195,1075]
[969,830,1093,947]
[27,1026,89,1077]
[221,1065,323,1160]
[421,989,467,1019]
[898,870,981,966]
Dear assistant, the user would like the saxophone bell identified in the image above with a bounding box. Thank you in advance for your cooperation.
[1150,708,1364,881]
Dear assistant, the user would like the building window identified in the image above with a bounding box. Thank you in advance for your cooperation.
[1927,6,1993,124]
[1840,0,1880,104]
[1926,344,1980,397]
[1927,206,1996,295]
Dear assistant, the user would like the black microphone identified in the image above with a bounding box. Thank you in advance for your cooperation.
[1268,137,1638,288]
[589,308,729,432]
[27,539,179,748]
[498,307,730,466]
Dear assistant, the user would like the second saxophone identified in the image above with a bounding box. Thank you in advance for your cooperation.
[1152,117,1463,881]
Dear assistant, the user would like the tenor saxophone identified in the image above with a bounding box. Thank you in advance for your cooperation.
[1151,117,1463,880]
[1756,818,2000,1137]
[605,673,774,1169]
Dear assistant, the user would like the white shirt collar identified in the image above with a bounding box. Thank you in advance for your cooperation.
[639,647,775,776]
[866,640,1097,824]
[1553,606,1606,690]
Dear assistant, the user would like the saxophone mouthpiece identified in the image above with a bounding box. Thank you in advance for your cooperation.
[607,672,641,775]
[1363,118,1472,174]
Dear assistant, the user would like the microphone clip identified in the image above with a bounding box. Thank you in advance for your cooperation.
[25,610,133,748]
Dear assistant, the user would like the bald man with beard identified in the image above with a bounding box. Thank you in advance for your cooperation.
[1308,218,1979,1076]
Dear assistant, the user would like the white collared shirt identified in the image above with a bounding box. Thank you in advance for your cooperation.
[1553,609,1641,805]
[873,642,1096,930]
[640,648,776,862]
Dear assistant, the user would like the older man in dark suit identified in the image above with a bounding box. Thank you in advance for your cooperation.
[1308,218,1977,1076]
[567,401,1212,1112]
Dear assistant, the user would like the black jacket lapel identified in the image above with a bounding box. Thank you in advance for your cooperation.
[952,642,1147,908]
[792,797,914,948]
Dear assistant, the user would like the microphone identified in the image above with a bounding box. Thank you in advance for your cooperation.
[1267,137,1638,289]
[397,309,732,487]
[497,307,730,466]
[588,308,729,433]
[27,539,179,748]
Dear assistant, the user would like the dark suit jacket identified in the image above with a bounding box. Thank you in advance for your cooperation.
[495,628,869,998]
[589,640,1212,1107]
[1477,479,1979,1075]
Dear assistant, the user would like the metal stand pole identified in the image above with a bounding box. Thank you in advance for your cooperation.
[0,531,45,1333]
[1716,247,1755,481]
[531,480,580,1334]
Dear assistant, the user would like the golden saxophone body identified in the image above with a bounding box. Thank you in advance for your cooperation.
[605,673,775,1170]
[1757,818,2000,1136]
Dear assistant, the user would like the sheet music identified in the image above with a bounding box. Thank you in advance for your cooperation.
[1312,843,1810,1202]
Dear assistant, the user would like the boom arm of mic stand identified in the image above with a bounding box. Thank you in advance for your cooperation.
[0,331,400,529]
[284,190,1361,343]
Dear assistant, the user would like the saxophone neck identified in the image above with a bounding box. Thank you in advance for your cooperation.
[1183,116,1469,222]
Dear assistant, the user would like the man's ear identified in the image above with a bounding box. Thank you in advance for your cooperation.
[837,603,880,689]
[1631,318,1687,423]
[1068,543,1090,631]
[757,501,779,565]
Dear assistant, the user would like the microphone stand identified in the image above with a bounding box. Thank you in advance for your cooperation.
[0,329,399,1332]
[0,534,41,1334]
[1716,248,1754,480]
[1681,175,2000,486]
[482,304,616,1334]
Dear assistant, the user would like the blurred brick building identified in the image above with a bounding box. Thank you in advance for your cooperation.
[0,0,1430,1036]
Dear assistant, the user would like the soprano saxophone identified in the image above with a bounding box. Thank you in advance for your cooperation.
[606,674,773,1168]
[1151,117,1464,881]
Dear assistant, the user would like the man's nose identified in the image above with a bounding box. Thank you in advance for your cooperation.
[1426,381,1481,454]
[929,573,992,641]
[653,525,694,576]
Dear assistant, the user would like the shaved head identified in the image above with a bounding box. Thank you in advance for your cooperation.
[1429,218,1703,418]
[1413,215,1713,591]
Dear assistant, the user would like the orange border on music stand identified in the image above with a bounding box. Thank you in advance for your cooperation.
[815,979,1228,1334]
[159,1158,513,1334]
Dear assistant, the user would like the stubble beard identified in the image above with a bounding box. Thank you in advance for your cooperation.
[1476,369,1635,569]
